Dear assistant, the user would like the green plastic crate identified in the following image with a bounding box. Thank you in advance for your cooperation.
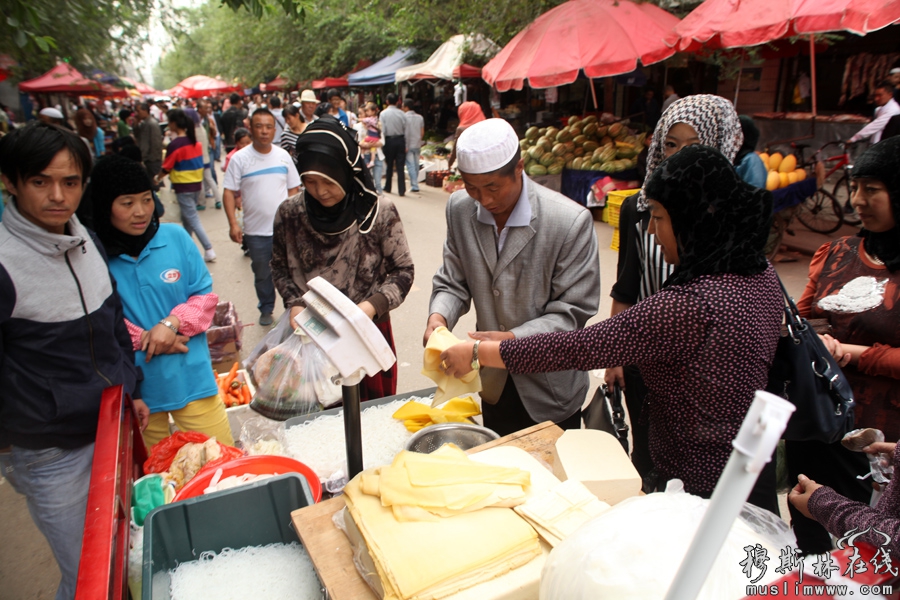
[142,473,315,599]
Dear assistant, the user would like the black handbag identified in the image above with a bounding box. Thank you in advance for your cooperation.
[582,383,630,453]
[766,277,855,444]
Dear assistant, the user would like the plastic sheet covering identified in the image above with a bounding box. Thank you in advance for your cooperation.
[540,482,796,600]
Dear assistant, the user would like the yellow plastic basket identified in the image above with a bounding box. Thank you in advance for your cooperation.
[605,188,640,229]
[611,228,620,251]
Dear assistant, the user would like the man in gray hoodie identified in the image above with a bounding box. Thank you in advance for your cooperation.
[0,122,145,600]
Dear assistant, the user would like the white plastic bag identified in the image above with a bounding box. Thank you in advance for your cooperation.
[540,482,796,600]
[242,312,293,378]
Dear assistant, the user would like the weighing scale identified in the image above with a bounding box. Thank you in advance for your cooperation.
[295,277,396,479]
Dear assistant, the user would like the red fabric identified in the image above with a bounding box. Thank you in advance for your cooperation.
[457,102,486,128]
[359,318,398,402]
[482,0,679,92]
[669,0,900,52]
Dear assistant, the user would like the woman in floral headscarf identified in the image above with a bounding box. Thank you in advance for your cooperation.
[605,94,746,482]
[270,117,414,400]
[442,145,783,510]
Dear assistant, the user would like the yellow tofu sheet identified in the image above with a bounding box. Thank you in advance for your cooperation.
[344,475,541,600]
[422,327,482,405]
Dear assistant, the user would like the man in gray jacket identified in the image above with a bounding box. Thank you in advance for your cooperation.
[424,118,600,436]
[134,101,163,188]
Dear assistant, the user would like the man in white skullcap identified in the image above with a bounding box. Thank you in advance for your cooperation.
[424,118,600,436]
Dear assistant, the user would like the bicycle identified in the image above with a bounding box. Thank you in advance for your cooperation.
[791,142,859,234]
[819,141,861,226]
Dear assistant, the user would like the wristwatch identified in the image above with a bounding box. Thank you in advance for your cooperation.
[471,340,481,371]
[159,318,178,334]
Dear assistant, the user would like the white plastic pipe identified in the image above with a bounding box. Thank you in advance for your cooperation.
[663,390,795,600]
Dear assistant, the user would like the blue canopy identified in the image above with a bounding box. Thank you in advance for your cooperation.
[347,48,417,86]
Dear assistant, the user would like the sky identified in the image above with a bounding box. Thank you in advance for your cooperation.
[134,0,203,86]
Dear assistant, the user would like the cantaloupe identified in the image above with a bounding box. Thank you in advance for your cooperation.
[787,171,800,184]
[794,168,807,181]
[766,171,780,191]
[758,152,769,165]
[768,152,783,172]
[778,154,797,173]
[779,172,790,188]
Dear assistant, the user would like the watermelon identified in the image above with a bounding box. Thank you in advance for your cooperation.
[527,164,548,176]
[525,127,539,141]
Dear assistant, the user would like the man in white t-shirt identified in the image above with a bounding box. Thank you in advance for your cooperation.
[223,108,301,325]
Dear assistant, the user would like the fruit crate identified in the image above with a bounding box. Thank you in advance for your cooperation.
[426,170,450,187]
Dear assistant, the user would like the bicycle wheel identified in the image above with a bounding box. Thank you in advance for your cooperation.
[796,187,843,234]
[831,174,861,225]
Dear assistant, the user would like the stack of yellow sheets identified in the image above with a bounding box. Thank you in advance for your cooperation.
[343,445,542,600]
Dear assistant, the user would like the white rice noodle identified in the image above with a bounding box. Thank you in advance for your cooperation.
[283,398,429,481]
[168,542,319,600]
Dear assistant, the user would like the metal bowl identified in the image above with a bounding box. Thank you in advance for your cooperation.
[405,423,500,454]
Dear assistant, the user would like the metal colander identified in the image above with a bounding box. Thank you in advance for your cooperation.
[405,423,500,454]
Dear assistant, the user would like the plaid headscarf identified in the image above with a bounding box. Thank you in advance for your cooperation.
[638,94,743,211]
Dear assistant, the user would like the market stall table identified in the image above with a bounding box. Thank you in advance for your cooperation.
[290,420,565,600]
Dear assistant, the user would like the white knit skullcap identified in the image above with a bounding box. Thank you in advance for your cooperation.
[457,118,519,174]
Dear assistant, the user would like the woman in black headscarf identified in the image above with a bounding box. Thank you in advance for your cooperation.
[442,146,784,511]
[270,118,414,400]
[786,136,900,554]
[90,154,233,451]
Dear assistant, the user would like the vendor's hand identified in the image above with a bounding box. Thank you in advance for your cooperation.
[440,342,476,379]
[864,442,897,455]
[788,474,823,519]
[358,300,376,320]
[604,366,626,390]
[132,399,150,431]
[289,305,304,330]
[140,330,189,355]
[423,313,448,347]
[819,334,851,367]
[469,330,515,342]
[229,222,243,245]
[142,319,182,362]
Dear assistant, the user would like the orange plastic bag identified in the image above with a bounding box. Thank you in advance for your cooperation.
[143,431,242,474]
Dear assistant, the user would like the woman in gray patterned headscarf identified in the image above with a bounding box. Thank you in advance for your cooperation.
[605,94,745,483]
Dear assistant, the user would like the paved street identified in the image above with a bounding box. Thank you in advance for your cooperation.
[0,172,819,598]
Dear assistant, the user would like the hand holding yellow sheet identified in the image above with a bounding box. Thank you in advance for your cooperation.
[422,326,482,405]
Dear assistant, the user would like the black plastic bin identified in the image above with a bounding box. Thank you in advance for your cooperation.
[142,473,315,599]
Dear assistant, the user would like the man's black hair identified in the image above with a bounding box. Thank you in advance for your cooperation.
[229,93,242,105]
[327,88,342,100]
[137,101,151,112]
[251,107,275,124]
[386,93,399,105]
[0,122,92,188]
[118,108,133,120]
[269,96,282,108]
[877,80,895,93]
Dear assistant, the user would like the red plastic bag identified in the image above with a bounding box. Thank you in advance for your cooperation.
[143,431,242,474]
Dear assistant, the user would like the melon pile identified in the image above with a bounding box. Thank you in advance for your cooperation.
[758,152,807,191]
[521,115,647,177]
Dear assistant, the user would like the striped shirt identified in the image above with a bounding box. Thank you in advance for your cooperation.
[162,137,204,193]
[281,130,300,166]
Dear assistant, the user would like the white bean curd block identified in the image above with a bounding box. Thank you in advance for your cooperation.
[550,429,641,505]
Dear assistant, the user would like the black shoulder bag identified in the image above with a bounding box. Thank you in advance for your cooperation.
[582,383,630,453]
[766,276,855,444]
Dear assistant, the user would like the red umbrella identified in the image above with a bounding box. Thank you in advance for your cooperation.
[19,62,125,96]
[174,75,239,99]
[668,0,900,51]
[669,0,900,116]
[482,0,680,92]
